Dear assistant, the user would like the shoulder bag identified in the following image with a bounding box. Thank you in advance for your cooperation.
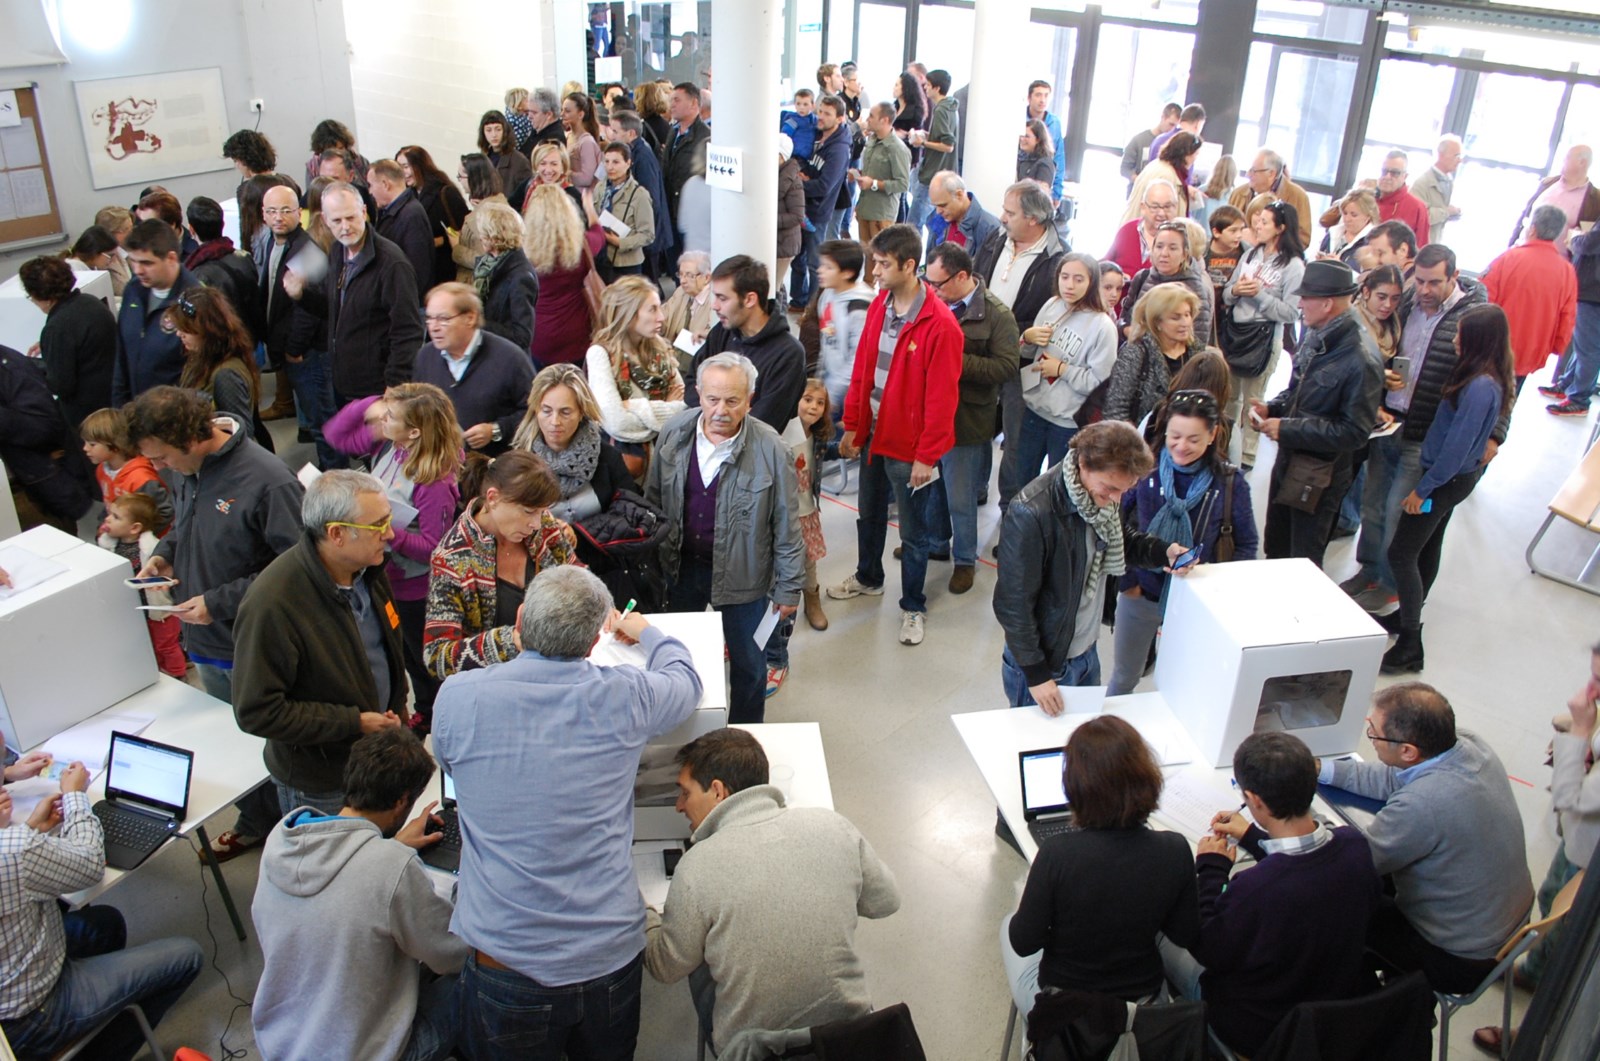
[1214,464,1236,562]
[1217,249,1278,377]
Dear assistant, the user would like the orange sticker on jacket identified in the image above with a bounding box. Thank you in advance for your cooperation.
[385,600,401,629]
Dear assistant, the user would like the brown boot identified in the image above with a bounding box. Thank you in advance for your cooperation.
[803,587,828,631]
[260,368,297,421]
[948,565,975,594]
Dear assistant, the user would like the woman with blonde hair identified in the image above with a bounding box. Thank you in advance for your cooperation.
[512,363,633,521]
[1103,284,1206,429]
[504,86,533,151]
[585,275,686,477]
[525,183,606,367]
[324,381,464,726]
[526,140,589,221]
[469,201,539,352]
[303,176,337,253]
[635,81,673,149]
[1194,155,1237,229]
[1319,187,1380,266]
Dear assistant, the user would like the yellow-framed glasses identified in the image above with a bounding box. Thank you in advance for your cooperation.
[326,515,393,535]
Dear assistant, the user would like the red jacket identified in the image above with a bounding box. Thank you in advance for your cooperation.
[841,284,964,466]
[1483,239,1579,376]
[1378,185,1431,246]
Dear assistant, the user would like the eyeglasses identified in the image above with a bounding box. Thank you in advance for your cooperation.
[262,206,298,217]
[424,312,466,326]
[919,270,955,289]
[326,515,393,536]
[1381,168,1406,177]
[1247,166,1274,176]
[1168,389,1219,415]
[1365,717,1408,745]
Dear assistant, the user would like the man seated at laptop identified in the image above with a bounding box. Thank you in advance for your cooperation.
[0,761,204,1059]
[1162,733,1381,1056]
[1319,681,1533,993]
[233,469,409,818]
[252,728,467,1061]
[644,729,901,1052]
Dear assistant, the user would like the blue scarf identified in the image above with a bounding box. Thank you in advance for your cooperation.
[1146,448,1213,549]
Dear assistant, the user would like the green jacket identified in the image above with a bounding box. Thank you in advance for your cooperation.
[952,283,1021,446]
[917,96,960,184]
[856,133,911,223]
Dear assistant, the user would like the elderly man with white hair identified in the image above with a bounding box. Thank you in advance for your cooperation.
[648,351,805,724]
[1410,134,1464,245]
[1228,149,1312,246]
[233,469,409,817]
[284,180,424,401]
[662,249,716,374]
[1513,144,1600,248]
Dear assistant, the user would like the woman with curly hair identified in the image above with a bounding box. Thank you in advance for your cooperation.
[305,118,368,190]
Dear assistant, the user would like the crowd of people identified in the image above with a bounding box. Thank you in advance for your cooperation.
[0,51,1594,1061]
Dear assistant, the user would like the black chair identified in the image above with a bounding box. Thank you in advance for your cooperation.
[1209,970,1435,1061]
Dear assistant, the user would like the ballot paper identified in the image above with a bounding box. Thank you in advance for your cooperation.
[297,463,322,488]
[1156,774,1240,839]
[297,464,418,529]
[1369,419,1401,440]
[41,711,157,773]
[673,329,700,355]
[909,465,942,493]
[599,209,631,237]
[286,242,328,284]
[753,603,782,649]
[591,631,649,669]
[632,842,681,910]
[0,544,68,599]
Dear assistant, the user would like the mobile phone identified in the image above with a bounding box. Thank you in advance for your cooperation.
[663,848,684,878]
[1172,544,1201,569]
[124,576,178,589]
[1419,498,1433,513]
[1390,356,1411,377]
[1248,409,1264,429]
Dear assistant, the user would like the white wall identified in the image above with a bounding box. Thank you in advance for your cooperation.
[0,0,355,277]
[344,0,564,185]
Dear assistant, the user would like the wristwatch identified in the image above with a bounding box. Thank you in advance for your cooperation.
[872,179,880,191]
[490,423,503,443]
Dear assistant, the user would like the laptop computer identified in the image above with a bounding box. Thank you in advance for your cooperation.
[420,771,462,874]
[92,731,193,870]
[1018,747,1075,847]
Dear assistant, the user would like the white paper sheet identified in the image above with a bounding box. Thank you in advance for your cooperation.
[0,91,19,128]
[296,463,322,488]
[1157,774,1240,839]
[673,329,699,355]
[591,632,649,668]
[599,209,631,237]
[9,168,50,219]
[40,712,156,773]
[0,123,40,168]
[753,603,782,649]
[909,464,942,493]
[388,495,419,532]
[1368,419,1401,440]
[633,847,673,910]
[0,544,69,598]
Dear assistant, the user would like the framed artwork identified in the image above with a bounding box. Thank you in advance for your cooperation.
[73,67,232,190]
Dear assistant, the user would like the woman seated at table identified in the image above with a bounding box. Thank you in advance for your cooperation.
[1108,388,1257,695]
[586,275,686,479]
[1001,715,1199,1018]
[423,450,580,681]
[511,363,632,524]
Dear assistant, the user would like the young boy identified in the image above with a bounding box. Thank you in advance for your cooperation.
[99,492,187,678]
[79,407,172,534]
[813,238,876,413]
[780,89,818,163]
[1206,204,1247,298]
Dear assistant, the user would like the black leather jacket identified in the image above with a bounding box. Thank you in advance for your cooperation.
[993,465,1172,685]
[1265,308,1383,458]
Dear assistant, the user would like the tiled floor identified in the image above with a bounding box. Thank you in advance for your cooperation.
[118,362,1597,1060]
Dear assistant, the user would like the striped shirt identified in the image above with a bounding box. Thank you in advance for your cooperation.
[873,287,925,414]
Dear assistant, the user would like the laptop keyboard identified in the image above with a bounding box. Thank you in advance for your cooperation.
[438,809,461,848]
[94,806,173,851]
[1028,817,1078,844]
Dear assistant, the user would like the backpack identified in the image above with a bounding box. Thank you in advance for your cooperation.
[573,489,672,610]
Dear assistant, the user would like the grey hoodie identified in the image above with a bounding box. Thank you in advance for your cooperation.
[151,415,303,662]
[252,810,469,1061]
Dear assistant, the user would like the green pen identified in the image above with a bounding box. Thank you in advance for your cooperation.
[620,598,637,620]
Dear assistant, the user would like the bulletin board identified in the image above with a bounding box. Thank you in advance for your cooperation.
[0,85,65,251]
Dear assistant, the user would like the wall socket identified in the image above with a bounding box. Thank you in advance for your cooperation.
[249,98,265,113]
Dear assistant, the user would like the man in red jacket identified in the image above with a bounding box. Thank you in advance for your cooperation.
[828,224,963,646]
[1483,204,1578,390]
[1374,151,1431,245]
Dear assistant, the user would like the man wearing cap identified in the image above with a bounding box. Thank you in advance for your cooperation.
[1250,260,1383,568]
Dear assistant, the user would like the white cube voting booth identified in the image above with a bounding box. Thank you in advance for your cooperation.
[0,269,114,355]
[1156,558,1387,763]
[0,526,156,752]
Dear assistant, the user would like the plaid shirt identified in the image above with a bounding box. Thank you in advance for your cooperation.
[0,793,105,1018]
[1258,821,1333,857]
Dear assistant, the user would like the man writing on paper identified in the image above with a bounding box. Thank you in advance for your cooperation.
[648,352,804,724]
[645,728,901,1052]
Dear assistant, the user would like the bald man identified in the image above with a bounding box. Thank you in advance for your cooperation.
[1512,144,1600,248]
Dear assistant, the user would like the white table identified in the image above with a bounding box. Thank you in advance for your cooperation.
[592,611,728,713]
[56,675,265,937]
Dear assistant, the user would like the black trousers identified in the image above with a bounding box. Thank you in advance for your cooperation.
[1263,453,1353,569]
[1386,470,1479,630]
[393,596,440,723]
[1367,895,1498,995]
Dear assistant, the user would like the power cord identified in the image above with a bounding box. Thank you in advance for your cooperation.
[191,837,254,1060]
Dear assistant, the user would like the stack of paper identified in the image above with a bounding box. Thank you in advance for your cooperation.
[591,633,648,669]
[1157,774,1240,839]
[41,711,157,774]
[0,544,68,599]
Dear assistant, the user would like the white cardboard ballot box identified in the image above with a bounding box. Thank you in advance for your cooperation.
[0,526,157,752]
[0,270,114,356]
[1155,558,1386,763]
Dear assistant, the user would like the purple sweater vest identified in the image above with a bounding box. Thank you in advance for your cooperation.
[683,453,720,561]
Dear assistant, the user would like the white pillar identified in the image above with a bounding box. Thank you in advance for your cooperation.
[710,0,780,280]
[964,0,1034,211]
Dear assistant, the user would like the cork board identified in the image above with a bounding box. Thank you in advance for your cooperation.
[0,86,66,251]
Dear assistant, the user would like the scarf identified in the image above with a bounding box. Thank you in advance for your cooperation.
[532,417,603,497]
[1146,448,1213,549]
[184,237,236,270]
[1062,456,1126,582]
[473,251,503,303]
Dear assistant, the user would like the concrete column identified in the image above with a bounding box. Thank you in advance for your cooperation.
[709,0,780,279]
[963,0,1034,211]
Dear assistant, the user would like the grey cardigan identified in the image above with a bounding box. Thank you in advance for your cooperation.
[646,408,806,608]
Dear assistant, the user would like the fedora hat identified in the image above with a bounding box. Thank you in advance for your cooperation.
[1293,259,1361,298]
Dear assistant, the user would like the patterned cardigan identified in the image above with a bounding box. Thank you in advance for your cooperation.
[423,502,581,680]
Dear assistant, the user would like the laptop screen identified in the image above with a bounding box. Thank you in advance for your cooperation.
[1019,748,1069,817]
[442,771,456,803]
[106,733,192,813]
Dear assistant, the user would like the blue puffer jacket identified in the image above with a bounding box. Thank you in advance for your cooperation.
[1119,459,1259,601]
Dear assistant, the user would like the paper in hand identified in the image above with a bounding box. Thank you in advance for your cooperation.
[599,209,631,237]
[673,329,700,356]
[753,604,783,649]
[910,464,942,493]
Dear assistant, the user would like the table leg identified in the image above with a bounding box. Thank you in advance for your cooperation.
[194,824,247,942]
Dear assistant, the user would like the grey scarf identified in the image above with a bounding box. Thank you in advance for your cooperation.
[1062,456,1127,583]
[532,418,603,498]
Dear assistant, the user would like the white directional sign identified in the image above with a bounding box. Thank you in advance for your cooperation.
[705,144,743,192]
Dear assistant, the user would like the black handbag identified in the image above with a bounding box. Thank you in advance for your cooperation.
[1217,302,1277,377]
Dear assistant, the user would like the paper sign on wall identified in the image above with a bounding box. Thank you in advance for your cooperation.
[705,144,742,193]
[0,92,19,128]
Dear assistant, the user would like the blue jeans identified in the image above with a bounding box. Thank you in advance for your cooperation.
[1354,433,1422,591]
[790,225,819,306]
[855,446,939,613]
[929,442,988,566]
[1,928,203,1061]
[1523,841,1581,983]
[1552,301,1600,406]
[1001,644,1101,707]
[193,660,233,703]
[275,781,345,817]
[398,972,462,1061]
[908,178,934,234]
[668,555,772,724]
[825,206,847,241]
[1339,463,1366,534]
[457,950,642,1061]
[1015,411,1076,499]
[286,348,346,470]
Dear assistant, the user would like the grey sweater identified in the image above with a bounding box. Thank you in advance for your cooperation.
[1330,731,1532,959]
[252,811,469,1061]
[644,786,901,1049]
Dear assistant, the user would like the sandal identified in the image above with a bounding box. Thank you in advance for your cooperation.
[1472,1026,1507,1055]
[200,829,262,864]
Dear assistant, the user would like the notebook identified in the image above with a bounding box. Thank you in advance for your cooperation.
[1018,747,1075,847]
[419,771,462,874]
[92,732,193,870]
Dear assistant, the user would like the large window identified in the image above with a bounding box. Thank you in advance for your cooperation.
[827,0,856,61]
[913,3,975,89]
[1086,24,1192,150]
[1237,45,1358,189]
[1253,0,1367,45]
[1454,73,1569,269]
[854,2,907,106]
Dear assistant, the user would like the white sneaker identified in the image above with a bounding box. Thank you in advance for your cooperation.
[899,610,925,645]
[827,574,885,600]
